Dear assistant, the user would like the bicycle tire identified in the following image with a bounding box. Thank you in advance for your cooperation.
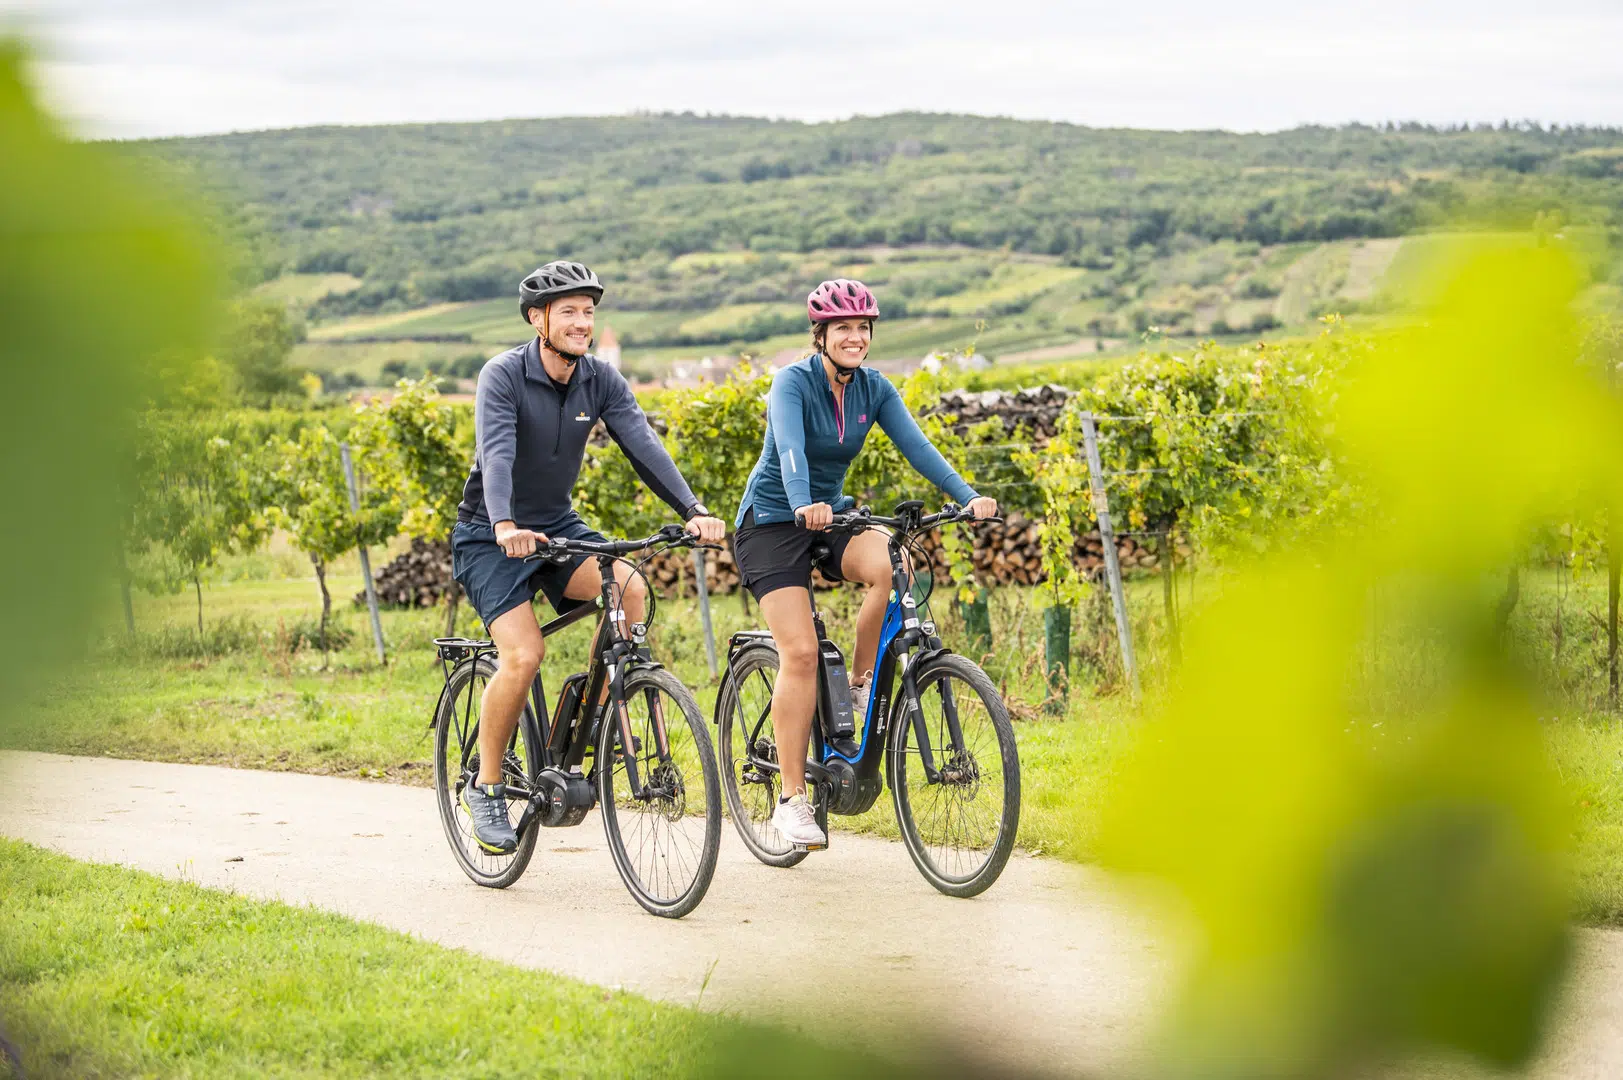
[716,644,809,868]
[888,652,1020,898]
[432,655,544,889]
[598,666,721,918]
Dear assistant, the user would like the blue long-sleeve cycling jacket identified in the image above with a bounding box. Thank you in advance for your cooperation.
[735,354,977,527]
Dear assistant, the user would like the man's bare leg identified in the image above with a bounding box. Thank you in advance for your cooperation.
[477,604,545,785]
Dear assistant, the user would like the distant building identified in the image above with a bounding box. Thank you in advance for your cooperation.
[919,349,988,374]
[597,325,621,369]
[667,354,740,387]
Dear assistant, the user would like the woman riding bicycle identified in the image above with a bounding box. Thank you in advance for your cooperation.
[732,278,998,849]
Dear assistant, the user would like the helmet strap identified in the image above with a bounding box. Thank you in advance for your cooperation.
[823,350,860,383]
[540,304,590,365]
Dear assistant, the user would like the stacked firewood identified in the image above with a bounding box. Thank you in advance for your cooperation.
[910,516,1175,587]
[928,384,1075,445]
[362,522,1182,607]
[362,536,456,608]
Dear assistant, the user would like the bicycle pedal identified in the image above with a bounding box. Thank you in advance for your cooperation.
[792,841,829,852]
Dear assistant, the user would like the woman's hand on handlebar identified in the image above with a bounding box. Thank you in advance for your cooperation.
[795,502,834,531]
[966,496,998,521]
[494,520,546,558]
[685,514,727,544]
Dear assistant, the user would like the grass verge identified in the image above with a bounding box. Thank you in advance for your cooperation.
[0,839,724,1078]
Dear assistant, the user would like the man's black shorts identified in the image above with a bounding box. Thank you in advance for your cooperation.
[732,509,855,601]
[451,515,609,629]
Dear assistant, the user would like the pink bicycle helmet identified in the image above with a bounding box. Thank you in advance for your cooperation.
[807,278,880,323]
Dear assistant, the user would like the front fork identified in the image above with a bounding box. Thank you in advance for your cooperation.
[900,645,967,787]
[607,647,671,803]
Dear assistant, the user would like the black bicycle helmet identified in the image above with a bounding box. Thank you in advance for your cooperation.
[518,260,604,322]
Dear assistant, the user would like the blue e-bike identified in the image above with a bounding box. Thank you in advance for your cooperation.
[715,501,1020,897]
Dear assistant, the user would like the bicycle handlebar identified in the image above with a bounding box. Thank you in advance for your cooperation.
[795,503,1003,535]
[522,523,714,564]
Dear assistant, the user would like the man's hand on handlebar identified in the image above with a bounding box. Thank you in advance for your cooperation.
[685,514,727,544]
[494,520,546,559]
[795,502,834,531]
[966,496,998,520]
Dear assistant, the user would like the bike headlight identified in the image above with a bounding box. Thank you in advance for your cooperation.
[921,621,936,636]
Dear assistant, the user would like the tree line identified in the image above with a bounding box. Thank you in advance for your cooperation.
[132,113,1623,318]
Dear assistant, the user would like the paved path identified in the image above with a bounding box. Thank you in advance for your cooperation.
[3,751,1620,1077]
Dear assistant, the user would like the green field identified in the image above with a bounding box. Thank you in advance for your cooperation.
[289,240,1416,388]
[251,272,362,307]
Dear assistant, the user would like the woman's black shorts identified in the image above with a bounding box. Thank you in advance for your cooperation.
[732,510,855,601]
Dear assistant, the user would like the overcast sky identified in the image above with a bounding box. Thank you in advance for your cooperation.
[8,1,1623,139]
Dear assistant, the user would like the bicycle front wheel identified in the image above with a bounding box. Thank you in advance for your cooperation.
[433,655,543,889]
[597,667,721,918]
[716,643,808,868]
[888,653,1020,898]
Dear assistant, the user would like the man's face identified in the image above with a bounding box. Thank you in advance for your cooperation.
[539,293,595,354]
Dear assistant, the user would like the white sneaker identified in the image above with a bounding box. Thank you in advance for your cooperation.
[850,677,871,724]
[770,793,827,850]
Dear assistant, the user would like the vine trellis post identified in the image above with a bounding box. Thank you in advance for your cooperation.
[692,547,718,679]
[340,442,388,666]
[1080,413,1139,697]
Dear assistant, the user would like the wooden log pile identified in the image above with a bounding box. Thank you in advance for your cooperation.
[928,384,1075,445]
[909,515,1175,587]
[361,521,1185,606]
[361,536,456,608]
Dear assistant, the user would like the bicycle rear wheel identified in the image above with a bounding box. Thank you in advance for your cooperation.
[598,666,721,918]
[716,644,808,868]
[888,653,1020,898]
[433,655,543,889]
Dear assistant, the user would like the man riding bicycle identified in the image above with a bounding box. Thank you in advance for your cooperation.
[452,260,726,855]
[732,278,998,850]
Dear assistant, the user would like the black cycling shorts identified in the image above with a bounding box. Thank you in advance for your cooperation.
[732,509,855,601]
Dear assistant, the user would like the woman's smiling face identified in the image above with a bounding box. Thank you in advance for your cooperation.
[824,318,872,367]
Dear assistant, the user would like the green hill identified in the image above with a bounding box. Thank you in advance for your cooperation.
[148,113,1623,381]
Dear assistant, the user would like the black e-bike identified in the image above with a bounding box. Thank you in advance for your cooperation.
[430,524,722,919]
[715,501,1021,897]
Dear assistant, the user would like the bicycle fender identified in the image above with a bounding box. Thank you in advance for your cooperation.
[427,661,466,729]
[713,642,779,725]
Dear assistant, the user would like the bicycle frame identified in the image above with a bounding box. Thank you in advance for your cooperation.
[434,549,670,834]
[732,504,970,817]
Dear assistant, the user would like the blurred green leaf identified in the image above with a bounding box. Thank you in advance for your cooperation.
[0,40,220,734]
[1097,237,1622,1077]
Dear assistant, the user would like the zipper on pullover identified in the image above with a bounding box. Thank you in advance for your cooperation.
[829,383,846,444]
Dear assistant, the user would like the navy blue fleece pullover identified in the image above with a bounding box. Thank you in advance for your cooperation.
[458,338,699,531]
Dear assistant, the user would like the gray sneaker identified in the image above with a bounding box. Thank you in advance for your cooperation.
[461,779,518,854]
